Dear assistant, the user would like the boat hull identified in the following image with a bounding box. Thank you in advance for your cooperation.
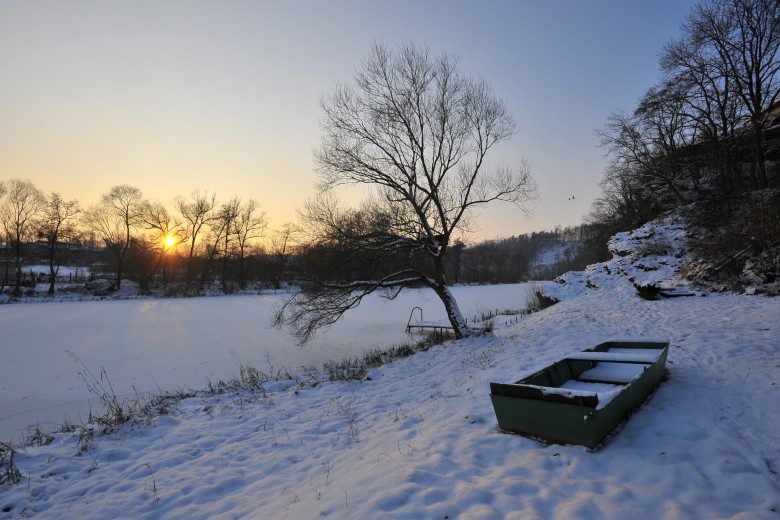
[490,340,669,448]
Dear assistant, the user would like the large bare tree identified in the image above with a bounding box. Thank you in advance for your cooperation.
[216,197,241,293]
[597,83,697,209]
[0,180,8,294]
[174,190,217,292]
[275,42,537,342]
[83,185,145,290]
[233,198,267,289]
[39,193,81,295]
[686,0,779,188]
[270,222,298,289]
[140,200,183,288]
[0,179,45,296]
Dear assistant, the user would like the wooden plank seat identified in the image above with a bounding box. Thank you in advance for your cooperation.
[565,351,662,364]
[578,362,650,384]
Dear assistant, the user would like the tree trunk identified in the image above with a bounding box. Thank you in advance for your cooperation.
[0,245,9,295]
[238,247,246,290]
[13,267,22,297]
[12,239,23,297]
[198,242,220,294]
[221,239,229,293]
[431,257,470,338]
[115,250,123,290]
[432,282,470,339]
[48,245,56,295]
[274,254,286,289]
[750,125,767,190]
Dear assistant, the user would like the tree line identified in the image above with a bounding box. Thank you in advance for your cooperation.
[0,177,596,299]
[587,0,779,270]
[450,226,600,284]
[0,181,273,297]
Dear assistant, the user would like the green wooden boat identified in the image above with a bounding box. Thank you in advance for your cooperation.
[490,340,669,449]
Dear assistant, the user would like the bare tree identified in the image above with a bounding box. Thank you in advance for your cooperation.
[216,197,241,293]
[82,185,145,289]
[233,199,268,289]
[0,179,46,296]
[661,29,744,201]
[0,181,7,294]
[597,88,696,209]
[687,0,780,188]
[188,197,236,294]
[270,223,298,289]
[275,42,537,342]
[586,160,658,254]
[38,193,81,294]
[140,200,184,288]
[174,190,217,292]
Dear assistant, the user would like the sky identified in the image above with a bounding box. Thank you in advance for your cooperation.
[0,0,699,241]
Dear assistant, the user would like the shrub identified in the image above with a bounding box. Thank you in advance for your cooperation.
[525,283,558,312]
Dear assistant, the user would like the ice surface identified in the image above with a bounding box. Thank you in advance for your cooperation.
[0,284,532,443]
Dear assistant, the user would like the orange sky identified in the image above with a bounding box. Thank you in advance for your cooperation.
[0,0,697,241]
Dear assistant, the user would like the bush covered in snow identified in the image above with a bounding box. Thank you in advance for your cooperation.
[544,217,692,300]
[545,213,779,301]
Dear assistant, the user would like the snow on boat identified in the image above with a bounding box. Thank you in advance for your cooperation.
[489,340,669,449]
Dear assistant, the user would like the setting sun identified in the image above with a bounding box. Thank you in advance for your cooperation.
[164,235,177,249]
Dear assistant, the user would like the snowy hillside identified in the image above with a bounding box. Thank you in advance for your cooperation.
[528,241,583,280]
[1,218,778,519]
[544,214,780,300]
[544,216,693,301]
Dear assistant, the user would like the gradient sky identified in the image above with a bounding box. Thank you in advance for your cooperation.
[0,0,698,241]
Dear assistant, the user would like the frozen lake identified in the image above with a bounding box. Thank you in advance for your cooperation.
[1,283,533,443]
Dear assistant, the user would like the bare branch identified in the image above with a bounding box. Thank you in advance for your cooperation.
[279,42,536,341]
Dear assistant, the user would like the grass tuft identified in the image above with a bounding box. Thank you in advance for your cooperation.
[0,443,22,485]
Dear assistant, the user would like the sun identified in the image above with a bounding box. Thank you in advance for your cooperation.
[164,235,177,250]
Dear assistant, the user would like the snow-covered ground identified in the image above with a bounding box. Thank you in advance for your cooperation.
[0,284,532,444]
[21,265,90,279]
[1,218,778,519]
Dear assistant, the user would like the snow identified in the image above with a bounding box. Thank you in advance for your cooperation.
[524,376,627,411]
[560,380,621,394]
[608,347,667,356]
[1,220,779,518]
[558,380,624,410]
[0,284,532,444]
[21,265,89,278]
[565,351,662,363]
[545,216,691,301]
[578,362,648,384]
